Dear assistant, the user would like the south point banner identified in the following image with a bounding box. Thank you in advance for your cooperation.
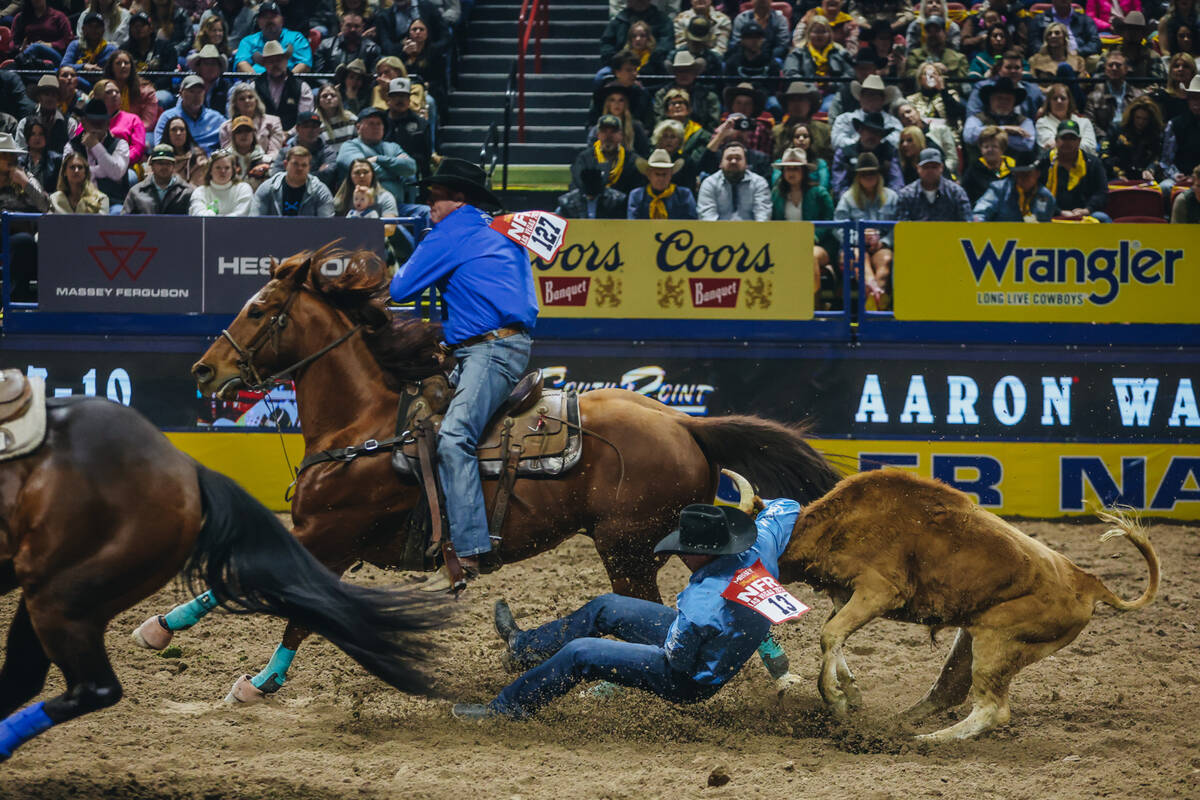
[893,222,1198,324]
[529,220,815,320]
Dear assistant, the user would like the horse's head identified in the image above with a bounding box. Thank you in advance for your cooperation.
[192,245,388,399]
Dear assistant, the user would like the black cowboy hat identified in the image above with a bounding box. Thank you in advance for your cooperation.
[592,81,633,106]
[420,157,502,211]
[852,110,896,134]
[979,76,1027,106]
[654,504,757,557]
[722,81,765,114]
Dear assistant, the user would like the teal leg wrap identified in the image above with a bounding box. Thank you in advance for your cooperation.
[162,590,218,631]
[250,645,296,693]
[757,633,790,680]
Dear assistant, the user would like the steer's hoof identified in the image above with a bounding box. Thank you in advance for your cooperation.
[774,671,804,698]
[132,615,174,650]
[224,674,266,705]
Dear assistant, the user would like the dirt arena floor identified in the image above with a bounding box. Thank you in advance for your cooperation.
[0,517,1196,800]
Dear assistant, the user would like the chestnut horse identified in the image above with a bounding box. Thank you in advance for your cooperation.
[0,396,441,762]
[149,246,840,701]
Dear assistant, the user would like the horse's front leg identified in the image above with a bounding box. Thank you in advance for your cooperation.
[131,589,219,650]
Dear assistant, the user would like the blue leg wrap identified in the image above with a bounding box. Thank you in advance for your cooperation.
[250,645,296,693]
[0,702,54,759]
[162,590,218,631]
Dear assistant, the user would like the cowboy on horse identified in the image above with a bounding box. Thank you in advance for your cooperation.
[388,158,538,588]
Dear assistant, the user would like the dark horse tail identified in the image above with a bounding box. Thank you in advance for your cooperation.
[183,466,445,695]
[680,415,842,504]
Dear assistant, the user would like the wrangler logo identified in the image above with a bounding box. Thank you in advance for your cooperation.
[960,239,1184,305]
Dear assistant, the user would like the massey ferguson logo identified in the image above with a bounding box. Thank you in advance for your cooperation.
[689,278,740,308]
[539,276,590,306]
[89,231,156,280]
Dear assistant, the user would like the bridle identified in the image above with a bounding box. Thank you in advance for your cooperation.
[221,282,364,393]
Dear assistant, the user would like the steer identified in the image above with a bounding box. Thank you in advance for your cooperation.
[777,469,1159,740]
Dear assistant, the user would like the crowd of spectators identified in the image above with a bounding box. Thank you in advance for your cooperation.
[564,0,1200,308]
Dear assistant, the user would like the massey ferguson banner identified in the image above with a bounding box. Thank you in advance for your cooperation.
[37,216,386,315]
[529,220,815,320]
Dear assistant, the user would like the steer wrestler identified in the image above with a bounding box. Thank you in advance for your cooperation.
[452,500,801,720]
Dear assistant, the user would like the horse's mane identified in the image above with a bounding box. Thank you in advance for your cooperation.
[283,245,449,388]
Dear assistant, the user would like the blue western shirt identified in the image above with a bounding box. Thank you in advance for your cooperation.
[663,498,800,686]
[389,204,539,345]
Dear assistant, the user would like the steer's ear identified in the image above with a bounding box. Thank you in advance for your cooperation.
[271,251,313,285]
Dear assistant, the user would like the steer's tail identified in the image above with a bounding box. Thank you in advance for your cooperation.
[1091,507,1159,612]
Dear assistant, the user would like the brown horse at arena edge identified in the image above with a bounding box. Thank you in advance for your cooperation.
[0,395,442,762]
[142,245,841,702]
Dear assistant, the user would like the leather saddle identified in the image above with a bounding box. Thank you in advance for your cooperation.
[391,369,583,479]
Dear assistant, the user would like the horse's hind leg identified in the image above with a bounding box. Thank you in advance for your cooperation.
[0,599,51,718]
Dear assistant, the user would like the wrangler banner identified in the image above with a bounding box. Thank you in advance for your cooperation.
[893,223,1198,324]
[529,220,815,320]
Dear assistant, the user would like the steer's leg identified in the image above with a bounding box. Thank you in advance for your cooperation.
[901,628,974,722]
[817,576,901,718]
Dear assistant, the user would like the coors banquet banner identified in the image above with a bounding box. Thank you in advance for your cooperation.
[529,220,816,320]
[893,222,1198,324]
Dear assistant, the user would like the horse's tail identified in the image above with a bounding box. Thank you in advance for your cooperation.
[1091,507,1159,612]
[679,415,843,504]
[183,466,446,696]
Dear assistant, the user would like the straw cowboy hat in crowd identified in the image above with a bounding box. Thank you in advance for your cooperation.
[187,44,230,72]
[0,132,26,156]
[253,39,293,65]
[773,147,814,171]
[850,74,903,106]
[636,148,684,175]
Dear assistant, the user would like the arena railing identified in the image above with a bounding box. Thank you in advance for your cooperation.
[515,0,548,142]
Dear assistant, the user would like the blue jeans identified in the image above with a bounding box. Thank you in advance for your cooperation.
[437,331,531,557]
[490,594,719,718]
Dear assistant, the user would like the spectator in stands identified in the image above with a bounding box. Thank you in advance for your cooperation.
[1170,163,1200,222]
[21,75,69,154]
[220,82,285,163]
[601,51,653,126]
[188,45,233,115]
[338,0,377,32]
[961,0,1029,56]
[93,79,146,165]
[333,155,399,216]
[905,16,968,79]
[384,77,432,181]
[834,153,896,310]
[1103,96,1165,182]
[64,12,118,73]
[77,0,130,48]
[793,0,862,56]
[905,0,960,51]
[0,71,32,126]
[772,82,831,162]
[1028,22,1086,80]
[254,40,313,131]
[649,118,699,191]
[661,89,711,181]
[673,0,730,56]
[675,16,724,79]
[205,0,259,53]
[123,143,193,213]
[161,116,209,186]
[962,125,1013,203]
[1086,50,1144,142]
[146,0,193,62]
[189,14,234,63]
[316,12,380,74]
[50,150,109,214]
[832,111,903,197]
[336,58,373,114]
[896,125,926,185]
[964,77,1036,159]
[66,98,130,210]
[783,123,832,190]
[896,147,971,221]
[1160,75,1200,193]
[783,18,852,90]
[278,0,337,39]
[697,141,770,221]
[18,118,60,192]
[627,148,697,219]
[1037,83,1097,155]
[894,101,957,174]
[831,75,900,151]
[375,0,439,58]
[828,49,882,120]
[966,50,1044,118]
[1113,13,1165,81]
[53,65,84,118]
[11,0,73,68]
[969,23,1014,78]
[652,52,719,129]
[1155,53,1198,123]
[571,113,643,195]
[103,50,160,138]
[189,148,254,215]
[0,131,46,301]
[371,55,407,110]
[271,109,337,187]
[235,1,312,75]
[730,0,790,60]
[155,76,226,154]
[723,21,781,86]
[973,157,1057,221]
[255,145,334,215]
[338,105,426,214]
[555,165,628,219]
[228,114,270,187]
[316,82,357,147]
[399,18,448,115]
[1160,0,1200,58]
[624,21,667,77]
[1037,119,1110,221]
[122,14,178,109]
[601,0,674,66]
[701,114,771,181]
[770,147,837,308]
[722,82,773,151]
[1030,0,1099,58]
[589,83,651,157]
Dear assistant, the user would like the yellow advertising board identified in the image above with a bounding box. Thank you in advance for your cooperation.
[529,220,814,320]
[893,223,1199,324]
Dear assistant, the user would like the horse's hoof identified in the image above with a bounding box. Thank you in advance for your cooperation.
[131,615,173,650]
[224,674,266,705]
